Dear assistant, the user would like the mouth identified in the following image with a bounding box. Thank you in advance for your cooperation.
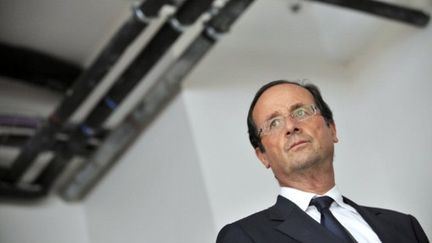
[288,140,309,151]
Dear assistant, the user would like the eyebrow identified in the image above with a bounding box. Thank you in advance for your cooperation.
[262,102,305,122]
[263,110,283,122]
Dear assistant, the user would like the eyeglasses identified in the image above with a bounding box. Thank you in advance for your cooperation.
[258,104,319,137]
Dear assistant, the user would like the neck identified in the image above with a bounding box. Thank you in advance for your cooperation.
[279,163,335,195]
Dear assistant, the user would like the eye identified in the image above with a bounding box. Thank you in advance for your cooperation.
[292,107,308,118]
[268,116,284,130]
[291,108,307,118]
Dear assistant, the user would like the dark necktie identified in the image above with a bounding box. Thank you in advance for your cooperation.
[310,196,357,243]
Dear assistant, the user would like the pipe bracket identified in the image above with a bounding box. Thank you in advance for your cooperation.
[205,26,223,41]
[104,97,118,110]
[132,2,151,24]
[169,17,187,32]
[80,124,95,137]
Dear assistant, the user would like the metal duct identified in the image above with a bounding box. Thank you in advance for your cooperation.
[308,0,430,27]
[59,0,255,201]
[0,134,98,156]
[0,114,42,128]
[0,42,82,92]
[1,0,168,187]
[32,0,216,193]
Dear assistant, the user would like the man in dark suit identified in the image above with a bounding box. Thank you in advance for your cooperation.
[216,80,429,243]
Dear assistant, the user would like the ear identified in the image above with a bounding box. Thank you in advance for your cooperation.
[329,121,338,143]
[255,147,271,168]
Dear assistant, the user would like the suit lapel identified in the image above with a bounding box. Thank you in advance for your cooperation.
[343,197,412,243]
[270,196,345,243]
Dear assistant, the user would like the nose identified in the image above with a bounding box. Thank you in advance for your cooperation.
[284,118,301,136]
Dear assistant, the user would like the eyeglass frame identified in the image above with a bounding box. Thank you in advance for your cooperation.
[257,104,320,138]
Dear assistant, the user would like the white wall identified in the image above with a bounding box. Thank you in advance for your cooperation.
[83,94,215,243]
[339,22,432,234]
[0,197,89,243]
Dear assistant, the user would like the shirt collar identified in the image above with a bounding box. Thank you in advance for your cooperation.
[326,187,358,213]
[280,186,316,211]
[279,186,357,213]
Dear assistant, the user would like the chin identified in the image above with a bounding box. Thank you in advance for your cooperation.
[290,154,321,171]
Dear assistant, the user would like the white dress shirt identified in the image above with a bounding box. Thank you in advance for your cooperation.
[280,186,382,243]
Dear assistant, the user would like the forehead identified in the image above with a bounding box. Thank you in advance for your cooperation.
[252,84,314,122]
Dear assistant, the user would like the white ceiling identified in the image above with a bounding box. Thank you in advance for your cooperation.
[0,0,129,66]
[1,0,430,67]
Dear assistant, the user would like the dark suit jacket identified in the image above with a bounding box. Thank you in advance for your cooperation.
[216,196,429,243]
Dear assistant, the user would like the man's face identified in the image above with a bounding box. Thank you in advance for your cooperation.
[252,84,338,185]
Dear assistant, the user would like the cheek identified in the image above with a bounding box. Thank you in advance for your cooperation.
[306,122,331,146]
[316,127,336,147]
[262,135,284,150]
[261,138,287,161]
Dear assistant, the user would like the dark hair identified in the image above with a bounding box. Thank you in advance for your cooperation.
[247,80,334,152]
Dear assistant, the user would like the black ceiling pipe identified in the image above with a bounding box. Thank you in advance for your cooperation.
[0,134,32,147]
[0,136,99,200]
[0,182,45,199]
[0,114,42,128]
[2,0,167,184]
[33,0,216,191]
[0,134,98,156]
[59,0,256,201]
[0,114,108,141]
[52,0,168,122]
[0,42,82,92]
[77,0,215,131]
[308,0,430,27]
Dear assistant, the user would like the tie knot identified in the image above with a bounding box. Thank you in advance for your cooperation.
[310,196,334,212]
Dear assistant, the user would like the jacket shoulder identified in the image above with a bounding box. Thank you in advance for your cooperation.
[359,205,430,243]
[216,223,253,243]
[362,205,408,216]
[216,208,273,243]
